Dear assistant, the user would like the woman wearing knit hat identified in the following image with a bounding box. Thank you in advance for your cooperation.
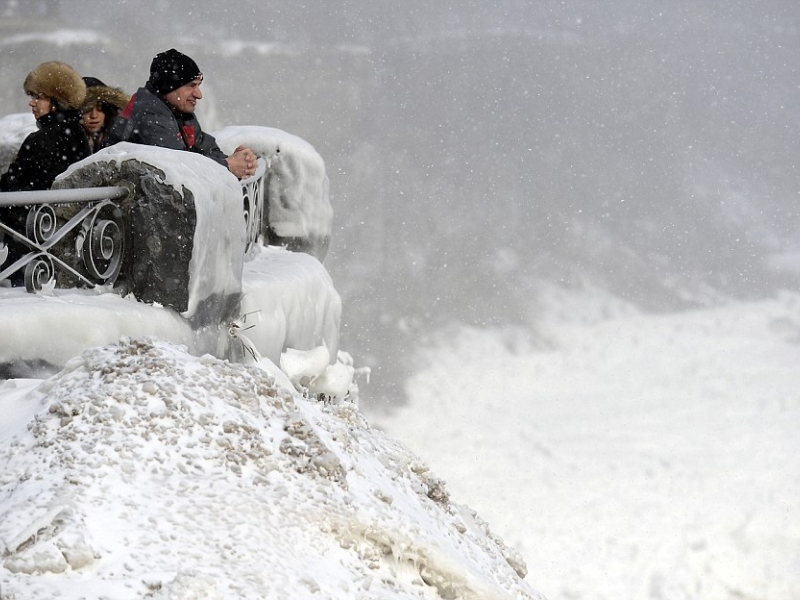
[0,61,92,191]
[103,48,256,179]
[81,77,130,153]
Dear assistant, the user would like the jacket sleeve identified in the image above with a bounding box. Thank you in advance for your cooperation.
[191,129,228,167]
[104,114,134,149]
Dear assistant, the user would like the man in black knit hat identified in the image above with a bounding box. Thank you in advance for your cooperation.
[104,48,255,179]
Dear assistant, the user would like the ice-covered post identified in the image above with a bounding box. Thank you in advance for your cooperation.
[214,126,333,262]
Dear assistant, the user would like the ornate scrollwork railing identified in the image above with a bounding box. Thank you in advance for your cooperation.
[240,157,267,252]
[0,158,268,294]
[0,187,129,293]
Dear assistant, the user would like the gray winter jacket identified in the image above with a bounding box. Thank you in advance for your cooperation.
[103,83,227,166]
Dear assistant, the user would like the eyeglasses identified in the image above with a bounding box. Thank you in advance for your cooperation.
[26,92,48,100]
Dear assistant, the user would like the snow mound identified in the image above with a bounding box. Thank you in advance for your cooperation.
[237,244,341,365]
[0,338,541,600]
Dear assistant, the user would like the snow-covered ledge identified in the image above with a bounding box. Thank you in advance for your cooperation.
[1,127,340,376]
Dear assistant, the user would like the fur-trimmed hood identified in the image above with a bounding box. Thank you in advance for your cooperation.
[23,61,86,110]
[81,84,130,113]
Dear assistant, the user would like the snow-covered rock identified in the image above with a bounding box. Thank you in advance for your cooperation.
[0,338,542,600]
[54,142,247,321]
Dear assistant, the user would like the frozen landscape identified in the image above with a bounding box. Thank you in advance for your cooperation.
[2,1,800,599]
[373,291,800,600]
[1,288,798,600]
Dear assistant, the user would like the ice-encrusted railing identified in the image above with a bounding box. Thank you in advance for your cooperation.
[0,187,129,292]
[0,157,267,293]
[241,157,267,252]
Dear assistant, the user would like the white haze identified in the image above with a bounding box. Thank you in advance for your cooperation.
[1,2,799,598]
[372,293,800,600]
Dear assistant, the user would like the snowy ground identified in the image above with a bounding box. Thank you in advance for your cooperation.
[371,292,800,600]
[0,339,540,600]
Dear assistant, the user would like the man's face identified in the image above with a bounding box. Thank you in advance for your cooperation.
[164,77,203,113]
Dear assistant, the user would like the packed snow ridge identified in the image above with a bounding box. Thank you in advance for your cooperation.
[0,338,541,600]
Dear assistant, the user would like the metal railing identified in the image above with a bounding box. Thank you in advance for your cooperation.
[0,187,129,292]
[241,158,267,252]
[0,157,268,293]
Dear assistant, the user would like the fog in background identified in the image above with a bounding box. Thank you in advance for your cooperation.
[2,0,799,404]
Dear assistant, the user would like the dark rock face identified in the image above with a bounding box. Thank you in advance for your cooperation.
[130,173,195,312]
[54,159,208,316]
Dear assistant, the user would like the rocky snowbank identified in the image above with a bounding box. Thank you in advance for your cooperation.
[0,338,542,600]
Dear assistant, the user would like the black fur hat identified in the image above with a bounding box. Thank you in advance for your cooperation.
[23,61,86,110]
[148,49,203,95]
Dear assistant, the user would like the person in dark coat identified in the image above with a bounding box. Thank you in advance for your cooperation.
[104,48,256,179]
[80,77,129,153]
[0,61,92,286]
[0,61,91,191]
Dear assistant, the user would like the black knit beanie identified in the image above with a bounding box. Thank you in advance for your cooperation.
[148,49,202,95]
